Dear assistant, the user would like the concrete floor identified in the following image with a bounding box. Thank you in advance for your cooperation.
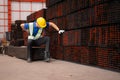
[0,54,120,80]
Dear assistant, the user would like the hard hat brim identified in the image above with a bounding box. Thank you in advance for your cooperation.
[38,23,46,28]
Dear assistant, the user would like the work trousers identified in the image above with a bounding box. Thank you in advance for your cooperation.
[27,36,50,60]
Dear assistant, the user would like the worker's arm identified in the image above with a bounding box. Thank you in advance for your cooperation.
[49,22,59,31]
[20,23,25,30]
[49,22,65,34]
[20,23,29,32]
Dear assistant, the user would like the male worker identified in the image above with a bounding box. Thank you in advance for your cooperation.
[20,17,64,62]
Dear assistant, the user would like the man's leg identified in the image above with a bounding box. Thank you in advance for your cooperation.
[35,36,50,62]
[27,39,33,62]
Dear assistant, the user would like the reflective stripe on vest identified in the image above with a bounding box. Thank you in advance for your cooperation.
[28,23,43,40]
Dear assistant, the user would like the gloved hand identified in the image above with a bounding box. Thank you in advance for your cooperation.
[58,30,65,34]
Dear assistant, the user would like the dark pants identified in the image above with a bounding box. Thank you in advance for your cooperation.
[27,36,50,60]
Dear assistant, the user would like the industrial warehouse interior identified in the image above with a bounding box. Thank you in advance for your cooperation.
[0,0,120,80]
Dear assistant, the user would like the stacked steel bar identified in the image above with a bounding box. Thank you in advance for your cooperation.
[10,20,26,46]
[46,0,120,72]
[23,31,28,46]
[27,9,46,22]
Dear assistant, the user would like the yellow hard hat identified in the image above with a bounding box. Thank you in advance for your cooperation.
[36,17,46,28]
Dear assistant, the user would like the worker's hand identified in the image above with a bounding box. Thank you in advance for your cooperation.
[58,30,65,34]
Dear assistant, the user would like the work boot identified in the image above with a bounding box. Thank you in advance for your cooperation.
[27,58,32,63]
[44,51,50,62]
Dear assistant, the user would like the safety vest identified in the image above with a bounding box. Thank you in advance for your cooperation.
[28,23,43,40]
